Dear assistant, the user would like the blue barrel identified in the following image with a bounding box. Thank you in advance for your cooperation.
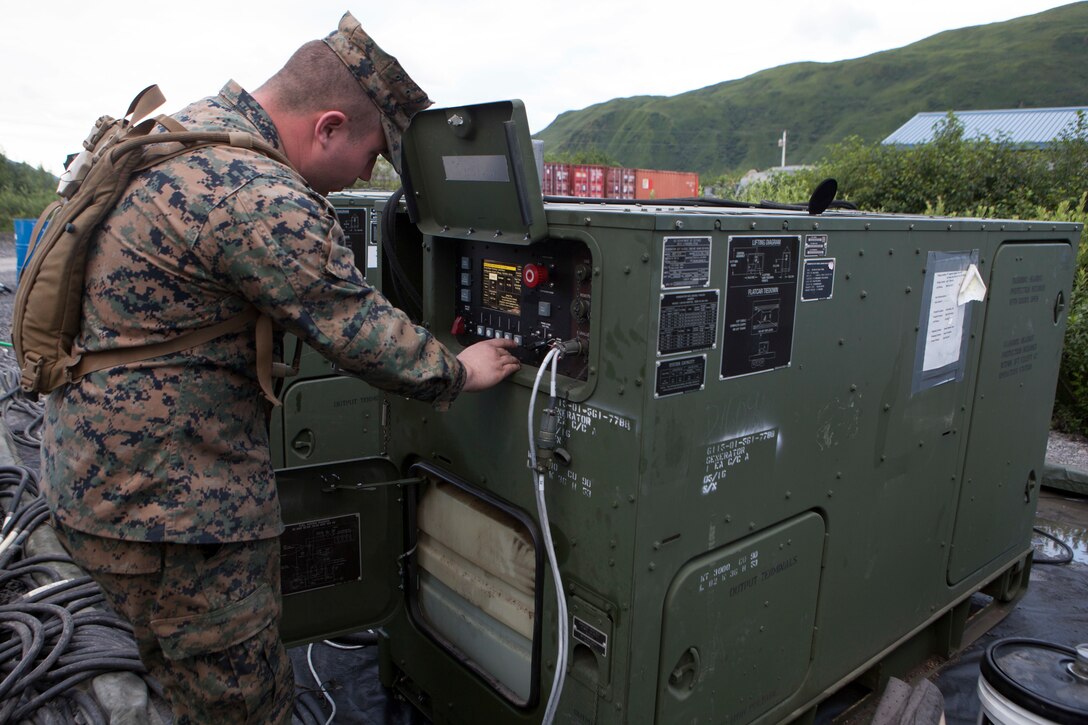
[13,217,45,283]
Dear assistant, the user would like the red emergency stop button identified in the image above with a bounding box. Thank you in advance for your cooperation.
[522,264,549,288]
[450,316,467,335]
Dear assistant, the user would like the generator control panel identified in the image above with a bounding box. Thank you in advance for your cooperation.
[451,238,593,379]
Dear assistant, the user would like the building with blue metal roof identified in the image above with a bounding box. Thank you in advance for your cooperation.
[882,107,1088,147]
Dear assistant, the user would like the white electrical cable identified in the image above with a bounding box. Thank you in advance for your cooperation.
[527,347,561,467]
[527,346,568,725]
[306,642,336,725]
[321,639,365,651]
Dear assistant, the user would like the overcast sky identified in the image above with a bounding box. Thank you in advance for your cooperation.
[1,0,1077,175]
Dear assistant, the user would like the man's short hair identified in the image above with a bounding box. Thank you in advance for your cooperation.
[262,40,379,138]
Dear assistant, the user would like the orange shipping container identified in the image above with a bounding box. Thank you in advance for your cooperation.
[634,169,699,200]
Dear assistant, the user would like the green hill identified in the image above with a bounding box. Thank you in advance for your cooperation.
[534,2,1088,176]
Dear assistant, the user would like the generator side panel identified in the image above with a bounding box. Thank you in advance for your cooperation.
[631,220,1075,724]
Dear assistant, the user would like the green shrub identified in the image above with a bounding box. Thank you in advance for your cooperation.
[0,152,57,231]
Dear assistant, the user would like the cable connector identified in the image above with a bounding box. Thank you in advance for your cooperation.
[536,407,560,464]
[554,338,586,357]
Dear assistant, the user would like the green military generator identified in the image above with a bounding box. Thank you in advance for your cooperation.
[275,102,1079,724]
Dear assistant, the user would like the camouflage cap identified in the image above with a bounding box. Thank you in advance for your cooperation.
[323,12,432,174]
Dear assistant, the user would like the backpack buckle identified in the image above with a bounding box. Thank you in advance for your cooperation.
[20,352,43,393]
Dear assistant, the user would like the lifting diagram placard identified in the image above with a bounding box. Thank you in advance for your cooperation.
[721,236,800,379]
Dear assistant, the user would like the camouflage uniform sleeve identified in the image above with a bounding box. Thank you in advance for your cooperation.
[195,175,465,408]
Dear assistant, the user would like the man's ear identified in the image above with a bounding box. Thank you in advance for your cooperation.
[313,111,349,148]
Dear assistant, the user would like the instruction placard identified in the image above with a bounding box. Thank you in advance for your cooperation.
[662,236,712,288]
[281,514,362,596]
[801,258,835,301]
[658,290,719,356]
[655,355,706,398]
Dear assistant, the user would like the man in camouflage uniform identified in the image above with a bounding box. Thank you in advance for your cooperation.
[41,12,520,724]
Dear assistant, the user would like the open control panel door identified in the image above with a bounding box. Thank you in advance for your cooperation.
[277,456,414,647]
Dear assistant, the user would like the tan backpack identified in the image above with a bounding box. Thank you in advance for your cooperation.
[13,85,291,403]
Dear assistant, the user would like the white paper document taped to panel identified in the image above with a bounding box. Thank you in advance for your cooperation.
[913,252,984,394]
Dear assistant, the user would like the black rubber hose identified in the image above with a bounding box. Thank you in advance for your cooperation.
[0,611,47,700]
[11,662,148,722]
[294,690,329,725]
[380,186,423,318]
[1032,526,1075,565]
[68,688,109,725]
[1,603,75,698]
[10,554,77,570]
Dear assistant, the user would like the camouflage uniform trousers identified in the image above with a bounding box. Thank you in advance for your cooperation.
[52,521,294,724]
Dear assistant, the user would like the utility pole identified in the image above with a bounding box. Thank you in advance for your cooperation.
[778,130,787,168]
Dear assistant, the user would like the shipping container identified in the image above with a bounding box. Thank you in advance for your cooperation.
[635,168,700,200]
[568,164,606,198]
[605,166,636,199]
[543,163,697,200]
[542,162,570,196]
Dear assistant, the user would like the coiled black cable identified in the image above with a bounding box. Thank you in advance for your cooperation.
[0,463,151,722]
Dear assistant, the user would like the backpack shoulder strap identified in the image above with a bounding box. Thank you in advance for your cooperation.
[67,307,284,405]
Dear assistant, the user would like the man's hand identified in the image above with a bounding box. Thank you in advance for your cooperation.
[458,338,521,392]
